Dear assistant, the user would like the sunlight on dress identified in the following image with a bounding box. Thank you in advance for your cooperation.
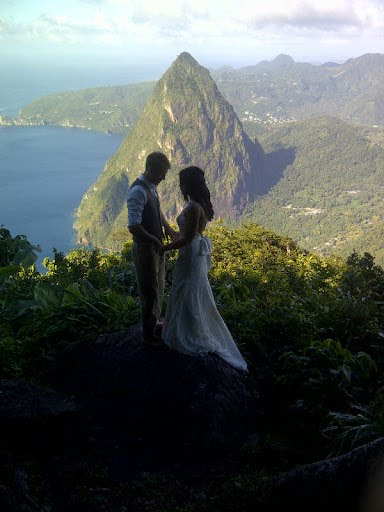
[163,211,248,372]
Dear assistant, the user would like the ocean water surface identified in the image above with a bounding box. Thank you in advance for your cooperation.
[0,125,125,267]
[0,62,159,268]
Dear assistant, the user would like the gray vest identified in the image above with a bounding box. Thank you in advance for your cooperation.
[130,178,164,243]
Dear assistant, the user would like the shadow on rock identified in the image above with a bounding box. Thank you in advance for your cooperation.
[49,324,249,462]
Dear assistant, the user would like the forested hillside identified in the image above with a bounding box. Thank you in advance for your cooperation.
[246,116,384,266]
[20,82,154,133]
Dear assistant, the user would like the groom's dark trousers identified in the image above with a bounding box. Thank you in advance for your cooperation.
[131,243,165,338]
[128,176,165,339]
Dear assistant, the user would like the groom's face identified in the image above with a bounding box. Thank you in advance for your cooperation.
[148,164,169,185]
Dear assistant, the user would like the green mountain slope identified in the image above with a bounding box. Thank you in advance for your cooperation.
[213,53,384,127]
[75,52,263,249]
[19,82,154,133]
[245,116,384,265]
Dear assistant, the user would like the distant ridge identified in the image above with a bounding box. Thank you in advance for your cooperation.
[18,52,384,134]
[212,52,384,127]
[257,54,295,70]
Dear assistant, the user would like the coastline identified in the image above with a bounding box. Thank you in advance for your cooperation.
[0,116,120,134]
[0,115,45,127]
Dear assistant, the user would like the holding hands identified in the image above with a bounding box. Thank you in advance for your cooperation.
[169,228,179,242]
[155,227,179,256]
[158,230,179,256]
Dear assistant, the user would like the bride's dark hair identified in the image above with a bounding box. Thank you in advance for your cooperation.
[179,166,214,221]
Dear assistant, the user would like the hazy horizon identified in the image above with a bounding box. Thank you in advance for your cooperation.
[2,0,384,74]
[1,49,364,71]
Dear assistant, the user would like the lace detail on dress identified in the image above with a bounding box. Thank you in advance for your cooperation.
[162,209,247,372]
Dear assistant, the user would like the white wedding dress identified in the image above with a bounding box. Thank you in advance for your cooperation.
[163,209,248,372]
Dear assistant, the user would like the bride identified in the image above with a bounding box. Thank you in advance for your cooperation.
[159,166,248,372]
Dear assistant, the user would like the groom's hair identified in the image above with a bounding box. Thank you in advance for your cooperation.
[145,152,171,175]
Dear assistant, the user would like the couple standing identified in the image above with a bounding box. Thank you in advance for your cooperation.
[127,152,247,372]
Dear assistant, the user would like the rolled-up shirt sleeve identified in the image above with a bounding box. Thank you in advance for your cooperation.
[127,186,147,227]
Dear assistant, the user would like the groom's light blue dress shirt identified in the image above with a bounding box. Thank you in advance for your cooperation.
[127,174,159,228]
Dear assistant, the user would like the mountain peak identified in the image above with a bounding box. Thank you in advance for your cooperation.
[75,53,264,248]
[272,54,295,68]
[348,53,384,68]
[173,52,199,68]
[163,52,205,81]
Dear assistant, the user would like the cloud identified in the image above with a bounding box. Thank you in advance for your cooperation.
[1,0,384,48]
[243,6,361,31]
[0,12,117,44]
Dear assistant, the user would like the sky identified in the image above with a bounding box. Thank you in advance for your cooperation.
[1,0,384,71]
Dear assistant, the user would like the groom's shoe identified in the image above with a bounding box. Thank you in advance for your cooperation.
[143,335,167,349]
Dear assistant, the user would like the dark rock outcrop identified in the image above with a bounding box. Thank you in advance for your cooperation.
[0,379,79,451]
[267,437,384,512]
[0,379,78,420]
[0,485,34,512]
[50,324,249,458]
[1,327,384,509]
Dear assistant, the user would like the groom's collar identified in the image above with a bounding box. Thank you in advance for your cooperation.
[139,173,157,190]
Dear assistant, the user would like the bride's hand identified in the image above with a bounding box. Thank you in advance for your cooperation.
[169,229,179,242]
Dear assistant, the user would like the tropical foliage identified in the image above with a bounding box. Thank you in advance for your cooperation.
[0,238,140,378]
[1,223,383,510]
[1,223,383,457]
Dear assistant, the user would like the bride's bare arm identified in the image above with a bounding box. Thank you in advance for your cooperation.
[160,203,200,253]
[160,210,179,241]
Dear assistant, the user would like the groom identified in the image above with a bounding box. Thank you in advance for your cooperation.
[127,152,177,347]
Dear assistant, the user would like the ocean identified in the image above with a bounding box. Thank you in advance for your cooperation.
[0,63,159,269]
[0,61,161,117]
[0,125,125,267]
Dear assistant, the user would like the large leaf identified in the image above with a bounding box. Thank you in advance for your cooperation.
[0,265,21,283]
